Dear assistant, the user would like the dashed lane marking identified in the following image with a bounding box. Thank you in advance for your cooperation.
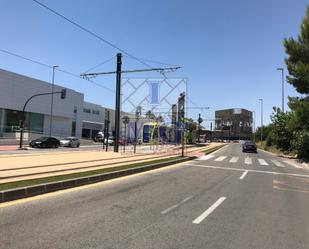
[161,195,194,214]
[240,170,248,180]
[192,197,226,224]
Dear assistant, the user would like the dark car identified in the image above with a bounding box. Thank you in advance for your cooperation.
[29,137,60,148]
[242,141,257,153]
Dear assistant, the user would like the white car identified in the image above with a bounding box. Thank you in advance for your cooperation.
[60,137,80,148]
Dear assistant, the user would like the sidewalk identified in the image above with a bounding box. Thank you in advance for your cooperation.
[0,143,223,184]
[0,145,19,151]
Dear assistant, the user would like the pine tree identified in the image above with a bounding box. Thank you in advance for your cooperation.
[284,6,309,94]
[283,6,309,158]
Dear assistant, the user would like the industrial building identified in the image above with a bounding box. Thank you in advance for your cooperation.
[213,108,253,141]
[0,68,115,143]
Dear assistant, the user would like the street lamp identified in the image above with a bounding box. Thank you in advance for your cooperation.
[50,65,59,137]
[277,68,284,112]
[258,98,263,142]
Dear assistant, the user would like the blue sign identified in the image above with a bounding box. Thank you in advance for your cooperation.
[150,82,159,105]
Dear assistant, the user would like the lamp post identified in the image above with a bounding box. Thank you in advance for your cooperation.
[50,65,59,137]
[259,98,263,143]
[277,68,284,112]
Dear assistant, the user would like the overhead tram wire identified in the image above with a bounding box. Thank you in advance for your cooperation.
[32,0,204,110]
[0,48,115,93]
[82,55,116,74]
[32,0,159,72]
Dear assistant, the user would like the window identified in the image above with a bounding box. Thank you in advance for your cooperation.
[92,110,100,115]
[83,108,91,113]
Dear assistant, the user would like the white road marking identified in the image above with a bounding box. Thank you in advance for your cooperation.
[271,160,285,168]
[192,197,226,224]
[245,157,252,165]
[187,164,309,178]
[229,157,239,163]
[283,160,302,169]
[258,159,269,166]
[198,155,215,161]
[214,156,227,162]
[240,170,248,180]
[161,195,194,214]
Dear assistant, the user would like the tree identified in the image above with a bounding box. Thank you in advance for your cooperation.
[145,110,156,120]
[283,6,309,158]
[270,107,295,152]
[284,6,309,95]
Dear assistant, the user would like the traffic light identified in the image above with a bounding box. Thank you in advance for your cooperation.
[61,89,66,99]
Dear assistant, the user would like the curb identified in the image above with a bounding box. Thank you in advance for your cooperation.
[0,156,196,203]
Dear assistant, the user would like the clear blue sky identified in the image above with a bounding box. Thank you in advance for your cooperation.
[0,0,308,129]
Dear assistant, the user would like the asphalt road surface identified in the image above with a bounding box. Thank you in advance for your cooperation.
[1,144,309,249]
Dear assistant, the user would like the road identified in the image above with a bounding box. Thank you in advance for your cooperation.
[1,143,309,249]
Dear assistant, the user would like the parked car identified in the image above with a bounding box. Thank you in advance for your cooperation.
[104,135,115,145]
[60,137,80,148]
[242,141,257,153]
[93,132,104,142]
[29,137,60,148]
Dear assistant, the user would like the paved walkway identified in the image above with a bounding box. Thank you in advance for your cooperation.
[0,143,223,184]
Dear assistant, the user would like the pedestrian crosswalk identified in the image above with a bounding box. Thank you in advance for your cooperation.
[214,156,226,162]
[197,155,293,168]
[229,157,239,163]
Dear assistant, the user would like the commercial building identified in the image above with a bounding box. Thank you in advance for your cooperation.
[0,68,115,142]
[213,108,253,141]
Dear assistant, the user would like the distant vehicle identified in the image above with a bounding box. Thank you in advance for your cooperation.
[104,135,115,145]
[93,132,104,142]
[60,137,80,148]
[29,137,60,148]
[141,122,179,144]
[242,141,257,153]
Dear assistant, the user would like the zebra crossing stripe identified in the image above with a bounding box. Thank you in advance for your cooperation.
[245,157,252,165]
[214,156,227,162]
[229,157,239,163]
[199,155,215,161]
[271,160,285,167]
[258,159,269,166]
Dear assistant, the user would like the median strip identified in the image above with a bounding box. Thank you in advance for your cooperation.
[0,156,195,203]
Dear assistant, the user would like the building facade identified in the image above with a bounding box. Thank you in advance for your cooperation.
[213,108,253,141]
[0,68,115,142]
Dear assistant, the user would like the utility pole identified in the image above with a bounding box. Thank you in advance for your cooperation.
[80,54,181,153]
[114,53,122,152]
[49,65,59,137]
[277,68,284,112]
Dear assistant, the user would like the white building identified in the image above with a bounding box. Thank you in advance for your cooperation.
[0,68,115,142]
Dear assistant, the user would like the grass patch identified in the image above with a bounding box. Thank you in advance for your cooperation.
[256,142,297,157]
[0,156,183,191]
[204,145,226,155]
